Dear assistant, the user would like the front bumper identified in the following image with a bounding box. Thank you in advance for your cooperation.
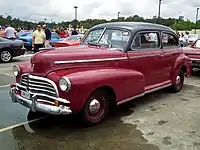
[191,58,200,68]
[13,48,26,57]
[10,84,72,115]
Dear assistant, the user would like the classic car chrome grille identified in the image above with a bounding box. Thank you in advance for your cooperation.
[20,74,58,98]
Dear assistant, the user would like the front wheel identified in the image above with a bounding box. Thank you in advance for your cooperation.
[80,89,109,126]
[0,50,12,63]
[170,70,184,92]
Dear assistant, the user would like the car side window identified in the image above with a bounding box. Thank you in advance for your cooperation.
[162,32,179,48]
[132,32,160,50]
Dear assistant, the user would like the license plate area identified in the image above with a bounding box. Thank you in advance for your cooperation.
[21,90,31,99]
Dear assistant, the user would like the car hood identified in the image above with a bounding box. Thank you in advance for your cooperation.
[31,45,127,76]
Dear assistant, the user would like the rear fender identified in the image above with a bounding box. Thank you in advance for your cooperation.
[49,68,144,112]
[171,53,191,82]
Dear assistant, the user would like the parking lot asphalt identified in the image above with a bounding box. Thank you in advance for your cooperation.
[1,55,200,150]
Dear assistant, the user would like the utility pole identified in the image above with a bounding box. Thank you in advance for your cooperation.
[195,8,199,34]
[74,6,78,21]
[158,0,161,18]
[117,12,120,20]
[157,0,162,24]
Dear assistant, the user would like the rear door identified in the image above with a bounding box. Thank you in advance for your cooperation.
[161,31,181,81]
[127,31,165,87]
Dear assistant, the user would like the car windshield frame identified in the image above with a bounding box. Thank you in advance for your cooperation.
[195,40,200,48]
[188,34,199,39]
[81,27,131,51]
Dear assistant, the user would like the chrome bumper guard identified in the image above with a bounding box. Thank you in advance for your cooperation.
[10,84,72,115]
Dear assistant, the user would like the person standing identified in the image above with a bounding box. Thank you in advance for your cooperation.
[32,24,46,53]
[5,25,17,40]
[43,24,52,48]
[71,27,78,35]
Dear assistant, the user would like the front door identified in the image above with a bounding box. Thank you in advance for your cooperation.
[127,31,165,88]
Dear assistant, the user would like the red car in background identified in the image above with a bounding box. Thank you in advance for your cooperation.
[52,34,84,47]
[0,30,6,37]
[183,39,200,69]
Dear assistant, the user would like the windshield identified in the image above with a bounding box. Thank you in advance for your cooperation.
[82,28,131,49]
[188,34,199,39]
[67,35,84,41]
[196,40,200,48]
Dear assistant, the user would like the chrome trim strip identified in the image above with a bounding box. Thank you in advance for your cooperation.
[117,83,172,105]
[28,83,54,91]
[129,54,161,59]
[191,58,200,61]
[117,93,144,105]
[28,87,56,95]
[54,57,127,64]
[37,99,55,105]
[145,83,172,94]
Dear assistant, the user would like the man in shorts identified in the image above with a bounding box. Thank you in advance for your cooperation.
[32,24,46,53]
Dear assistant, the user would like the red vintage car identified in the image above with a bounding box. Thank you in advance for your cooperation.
[52,34,84,48]
[183,39,200,69]
[10,22,192,126]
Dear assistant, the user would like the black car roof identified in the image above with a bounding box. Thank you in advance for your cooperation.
[90,22,175,33]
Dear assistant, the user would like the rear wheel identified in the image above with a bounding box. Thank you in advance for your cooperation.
[0,50,12,63]
[80,89,109,126]
[170,70,184,92]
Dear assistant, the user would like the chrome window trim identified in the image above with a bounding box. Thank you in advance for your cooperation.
[130,30,162,52]
[54,57,127,64]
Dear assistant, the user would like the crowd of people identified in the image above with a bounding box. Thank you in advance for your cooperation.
[1,24,86,53]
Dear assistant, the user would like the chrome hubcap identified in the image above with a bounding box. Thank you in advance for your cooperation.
[1,51,11,62]
[89,99,101,114]
[176,75,181,85]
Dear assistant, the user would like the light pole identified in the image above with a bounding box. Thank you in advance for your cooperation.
[74,6,78,21]
[117,12,120,20]
[195,7,199,34]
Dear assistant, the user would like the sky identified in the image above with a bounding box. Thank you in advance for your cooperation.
[0,0,199,23]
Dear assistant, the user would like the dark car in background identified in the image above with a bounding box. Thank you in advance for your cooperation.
[0,37,25,62]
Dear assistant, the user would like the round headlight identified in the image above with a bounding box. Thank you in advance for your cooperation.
[59,77,71,92]
[13,65,20,77]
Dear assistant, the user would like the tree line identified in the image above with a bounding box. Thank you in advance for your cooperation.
[0,15,200,31]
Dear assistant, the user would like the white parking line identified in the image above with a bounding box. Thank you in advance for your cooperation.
[0,117,46,133]
[0,84,10,88]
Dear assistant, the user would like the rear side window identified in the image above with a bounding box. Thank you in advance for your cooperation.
[132,32,160,49]
[162,32,179,47]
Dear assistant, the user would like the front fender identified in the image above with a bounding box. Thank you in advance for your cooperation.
[48,68,144,112]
